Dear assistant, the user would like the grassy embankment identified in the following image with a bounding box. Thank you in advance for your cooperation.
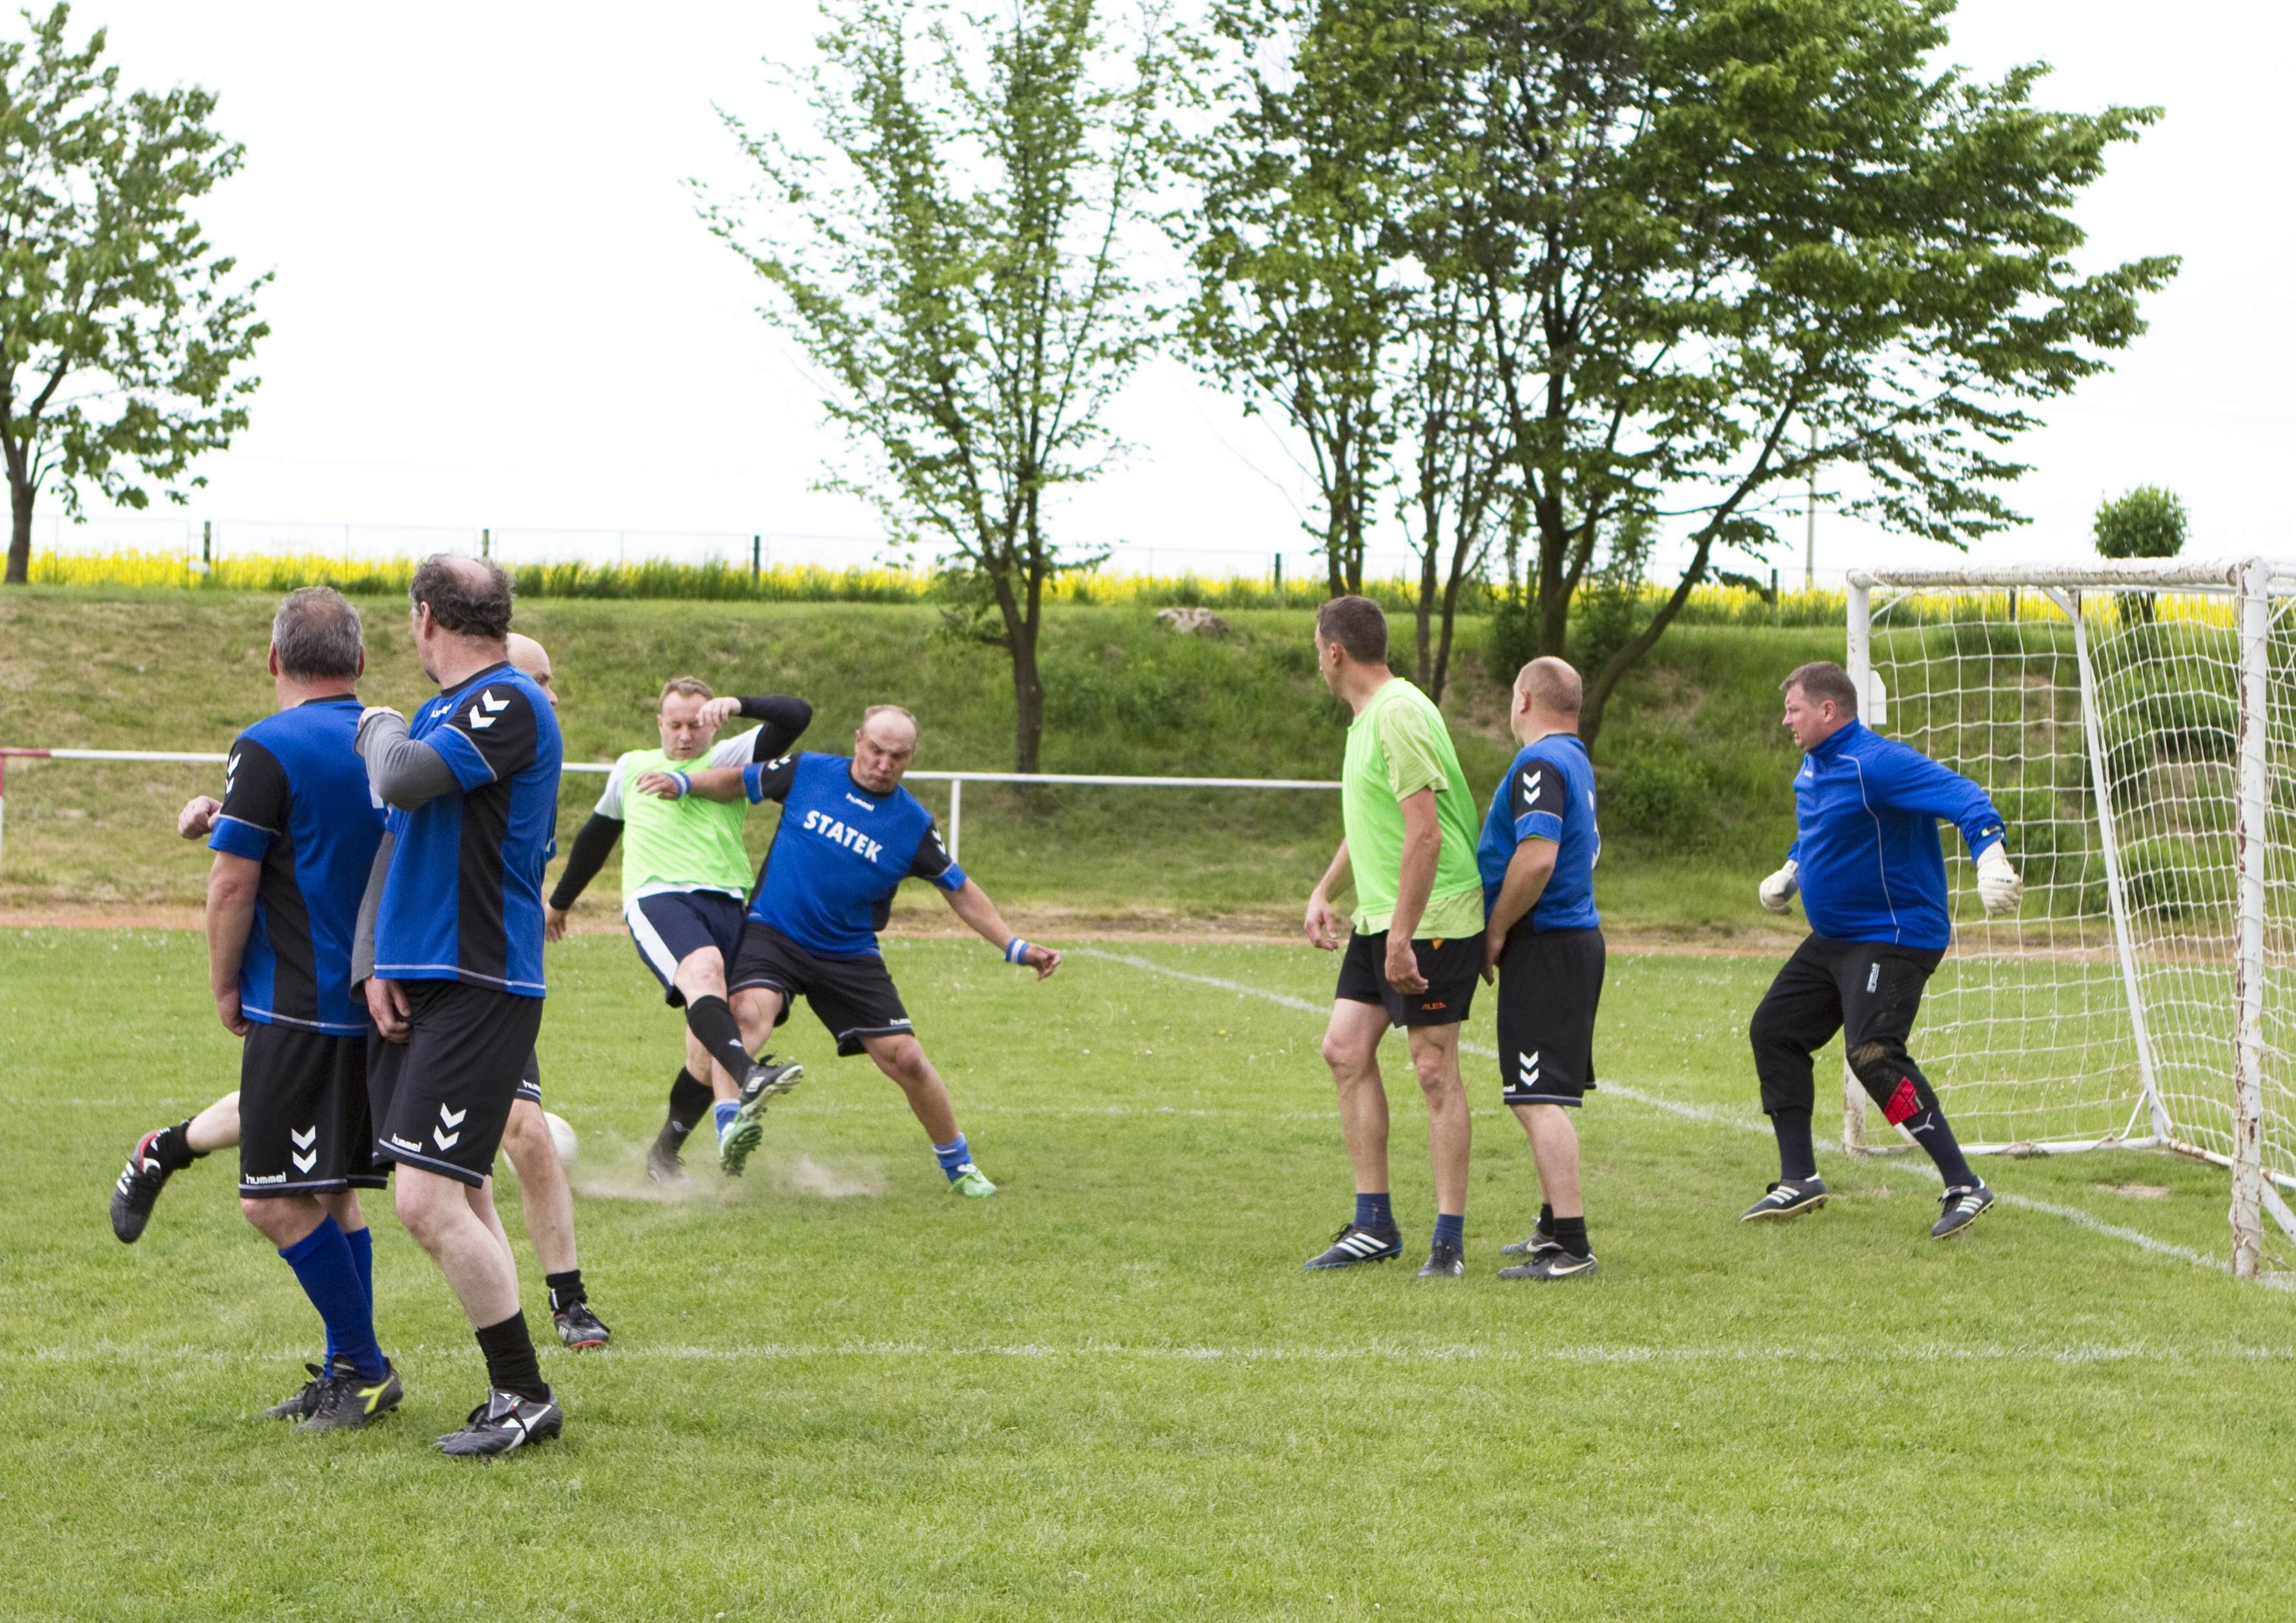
[0,586,1837,936]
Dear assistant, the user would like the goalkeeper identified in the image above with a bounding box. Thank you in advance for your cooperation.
[1744,660,2022,1240]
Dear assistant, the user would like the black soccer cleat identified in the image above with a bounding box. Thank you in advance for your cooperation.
[1418,1240,1466,1279]
[1931,1182,1996,1240]
[554,1301,611,1351]
[1739,1178,1829,1222]
[1499,1230,1562,1260]
[1500,1249,1599,1282]
[264,1362,336,1422]
[1304,1223,1402,1271]
[110,1130,177,1243]
[736,1056,805,1117]
[436,1389,564,1457]
[299,1363,403,1433]
[644,1139,689,1187]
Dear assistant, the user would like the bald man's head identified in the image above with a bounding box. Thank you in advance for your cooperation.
[852,704,919,794]
[1515,657,1583,715]
[506,632,555,707]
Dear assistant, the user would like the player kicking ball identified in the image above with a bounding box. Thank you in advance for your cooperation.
[116,633,613,1354]
[545,677,813,1182]
[671,704,1058,1195]
[1477,658,1606,1281]
[1745,660,2022,1240]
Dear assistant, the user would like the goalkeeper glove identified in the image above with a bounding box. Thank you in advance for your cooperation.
[1976,845,2024,916]
[1758,859,1799,914]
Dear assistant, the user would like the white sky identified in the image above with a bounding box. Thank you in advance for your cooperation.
[42,0,2296,580]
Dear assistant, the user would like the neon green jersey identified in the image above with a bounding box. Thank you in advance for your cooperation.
[1340,679,1484,939]
[594,727,763,899]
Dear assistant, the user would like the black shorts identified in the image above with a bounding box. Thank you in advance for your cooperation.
[515,1050,542,1107]
[238,1022,385,1197]
[1495,927,1606,1105]
[626,890,749,1006]
[1334,929,1479,1026]
[728,921,912,1057]
[367,981,544,1187]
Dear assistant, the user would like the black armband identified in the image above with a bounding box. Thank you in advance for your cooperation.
[549,813,623,910]
[737,695,814,761]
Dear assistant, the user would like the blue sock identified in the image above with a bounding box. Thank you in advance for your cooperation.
[343,1223,374,1309]
[1353,1191,1394,1231]
[1433,1211,1464,1250]
[713,1101,740,1136]
[279,1216,387,1381]
[933,1135,970,1180]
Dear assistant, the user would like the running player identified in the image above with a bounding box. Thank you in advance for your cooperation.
[544,678,813,1181]
[670,704,1058,1194]
[1301,596,1485,1278]
[116,634,613,1354]
[114,588,402,1430]
[1477,658,1605,1281]
[1745,660,2023,1239]
[360,555,565,1455]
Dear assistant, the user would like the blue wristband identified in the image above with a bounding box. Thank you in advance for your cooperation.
[1004,937,1032,965]
[670,770,692,799]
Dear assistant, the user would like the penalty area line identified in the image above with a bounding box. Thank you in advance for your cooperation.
[1073,948,2262,1287]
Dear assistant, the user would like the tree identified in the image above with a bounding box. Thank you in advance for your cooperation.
[0,5,267,585]
[706,0,1176,771]
[2093,484,2187,559]
[1372,0,2175,740]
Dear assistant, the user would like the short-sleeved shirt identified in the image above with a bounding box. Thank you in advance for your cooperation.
[1339,679,1484,939]
[1476,733,1601,936]
[373,662,564,996]
[209,695,386,1036]
[595,726,764,901]
[741,751,966,959]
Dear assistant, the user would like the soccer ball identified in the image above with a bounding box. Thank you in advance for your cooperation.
[542,1110,578,1166]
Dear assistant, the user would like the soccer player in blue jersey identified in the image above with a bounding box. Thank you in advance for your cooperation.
[358,556,567,1455]
[1745,660,2024,1240]
[669,704,1059,1195]
[1475,657,1606,1281]
[107,589,402,1430]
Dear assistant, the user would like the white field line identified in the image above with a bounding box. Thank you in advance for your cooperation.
[1074,948,2272,1287]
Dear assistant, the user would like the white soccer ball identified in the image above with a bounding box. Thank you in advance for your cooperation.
[542,1110,578,1166]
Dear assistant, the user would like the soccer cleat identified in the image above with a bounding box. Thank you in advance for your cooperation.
[948,1163,997,1198]
[1499,1230,1563,1260]
[736,1056,805,1118]
[716,1113,764,1178]
[109,1131,177,1243]
[264,1362,336,1421]
[645,1139,689,1187]
[1500,1250,1600,1282]
[435,1389,563,1457]
[298,1363,402,1433]
[1739,1178,1829,1222]
[1304,1223,1402,1270]
[554,1301,611,1351]
[1418,1240,1466,1279]
[1931,1182,1996,1240]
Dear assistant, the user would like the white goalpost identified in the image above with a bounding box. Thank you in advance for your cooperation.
[1845,559,2296,1277]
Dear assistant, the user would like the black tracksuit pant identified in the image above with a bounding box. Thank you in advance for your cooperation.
[1749,933,1947,1128]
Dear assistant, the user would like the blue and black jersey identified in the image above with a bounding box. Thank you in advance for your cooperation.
[209,696,385,1036]
[1476,732,1601,935]
[373,663,563,995]
[742,751,967,959]
[1787,719,2007,950]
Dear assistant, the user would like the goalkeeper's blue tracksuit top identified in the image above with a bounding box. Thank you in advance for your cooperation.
[1787,719,2007,951]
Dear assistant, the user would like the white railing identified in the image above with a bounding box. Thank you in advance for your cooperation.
[0,748,1339,870]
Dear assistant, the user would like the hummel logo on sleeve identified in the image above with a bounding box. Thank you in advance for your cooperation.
[466,689,509,730]
[1521,769,1542,802]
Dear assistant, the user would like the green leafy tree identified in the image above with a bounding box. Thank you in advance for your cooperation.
[706,0,1177,771]
[1369,0,2175,740]
[0,5,267,585]
[2093,484,2187,559]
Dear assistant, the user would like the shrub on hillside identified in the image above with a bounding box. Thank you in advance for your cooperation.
[1602,749,1712,842]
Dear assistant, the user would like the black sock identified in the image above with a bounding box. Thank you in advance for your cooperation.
[1905,1107,1978,1189]
[473,1312,550,1404]
[1536,1202,1554,1240]
[544,1270,586,1312]
[149,1119,203,1172]
[659,1068,713,1147]
[1550,1214,1590,1259]
[684,997,754,1083]
[1772,1107,1819,1182]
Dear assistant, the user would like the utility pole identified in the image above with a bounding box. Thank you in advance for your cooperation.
[1803,424,1817,592]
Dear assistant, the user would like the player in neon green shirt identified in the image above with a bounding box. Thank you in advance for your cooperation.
[1302,596,1485,1278]
[546,677,813,1181]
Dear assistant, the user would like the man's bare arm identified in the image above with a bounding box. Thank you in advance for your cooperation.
[941,877,1060,979]
[205,852,261,1036]
[1304,838,1351,950]
[639,765,746,802]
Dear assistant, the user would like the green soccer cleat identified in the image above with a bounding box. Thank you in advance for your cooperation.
[717,1113,764,1178]
[948,1163,997,1198]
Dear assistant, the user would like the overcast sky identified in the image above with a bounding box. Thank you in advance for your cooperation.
[42,0,2295,580]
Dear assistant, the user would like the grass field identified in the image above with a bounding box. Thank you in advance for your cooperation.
[5,925,2293,1620]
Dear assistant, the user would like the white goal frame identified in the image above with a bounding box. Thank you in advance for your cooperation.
[1847,558,2295,1277]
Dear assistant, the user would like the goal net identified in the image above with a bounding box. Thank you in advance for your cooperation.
[1849,560,2296,1276]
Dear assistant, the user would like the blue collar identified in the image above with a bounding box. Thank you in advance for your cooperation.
[1808,718,1864,760]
